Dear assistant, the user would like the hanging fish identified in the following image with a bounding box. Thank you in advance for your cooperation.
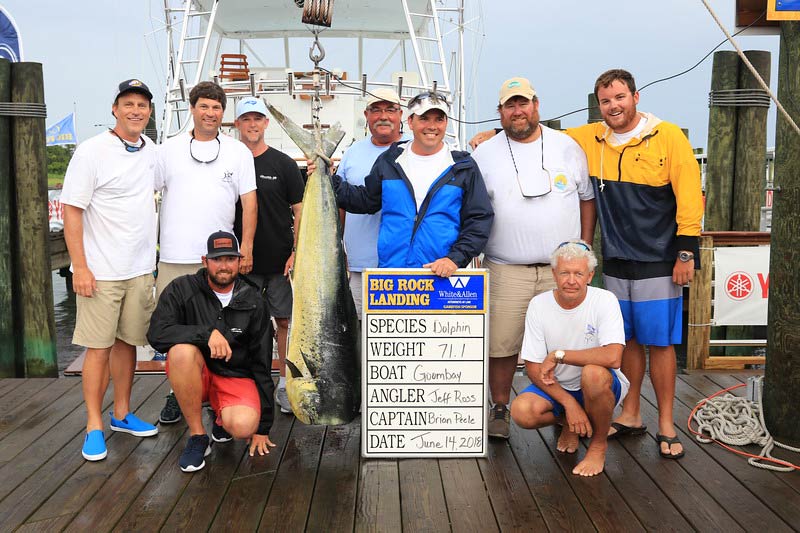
[265,102,360,425]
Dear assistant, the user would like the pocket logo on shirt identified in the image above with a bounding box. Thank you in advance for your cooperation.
[553,173,568,191]
[222,170,233,183]
[259,174,278,181]
[584,324,597,344]
[231,327,243,334]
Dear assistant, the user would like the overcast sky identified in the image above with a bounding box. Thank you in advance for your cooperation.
[2,0,787,151]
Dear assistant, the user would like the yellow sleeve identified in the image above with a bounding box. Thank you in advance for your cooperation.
[668,127,704,236]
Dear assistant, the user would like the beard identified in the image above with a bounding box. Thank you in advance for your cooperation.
[208,269,236,289]
[504,117,538,141]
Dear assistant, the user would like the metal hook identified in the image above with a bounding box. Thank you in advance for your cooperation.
[309,32,325,66]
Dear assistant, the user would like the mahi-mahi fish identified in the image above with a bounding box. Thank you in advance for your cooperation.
[265,102,360,425]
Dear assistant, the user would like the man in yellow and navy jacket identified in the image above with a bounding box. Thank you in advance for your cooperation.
[567,69,703,460]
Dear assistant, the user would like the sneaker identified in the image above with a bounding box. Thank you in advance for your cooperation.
[152,350,167,361]
[276,386,292,414]
[82,429,107,461]
[159,392,182,424]
[211,420,232,443]
[488,403,510,439]
[179,434,211,472]
[110,412,159,437]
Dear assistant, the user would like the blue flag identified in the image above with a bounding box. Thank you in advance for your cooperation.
[46,113,77,146]
[0,5,23,62]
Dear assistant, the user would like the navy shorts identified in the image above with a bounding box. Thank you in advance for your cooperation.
[520,369,623,419]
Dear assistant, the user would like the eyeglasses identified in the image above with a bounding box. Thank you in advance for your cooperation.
[367,106,401,115]
[506,125,551,198]
[190,132,221,164]
[109,129,145,153]
[558,241,592,252]
[408,91,450,109]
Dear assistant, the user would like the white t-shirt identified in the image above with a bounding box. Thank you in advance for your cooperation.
[472,126,593,264]
[521,286,629,394]
[610,115,648,146]
[214,289,233,308]
[155,132,256,263]
[60,131,157,280]
[397,143,453,210]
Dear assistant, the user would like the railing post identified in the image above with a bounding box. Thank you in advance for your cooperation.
[687,235,713,369]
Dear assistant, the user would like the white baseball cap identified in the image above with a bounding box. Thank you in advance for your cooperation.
[235,97,268,119]
[407,91,450,117]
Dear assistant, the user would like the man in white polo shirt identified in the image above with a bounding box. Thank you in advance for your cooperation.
[471,78,595,439]
[62,78,160,462]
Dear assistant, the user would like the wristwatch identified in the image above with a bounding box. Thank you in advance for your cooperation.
[554,350,566,365]
[678,251,694,263]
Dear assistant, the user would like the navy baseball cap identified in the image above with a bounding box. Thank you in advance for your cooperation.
[115,79,153,101]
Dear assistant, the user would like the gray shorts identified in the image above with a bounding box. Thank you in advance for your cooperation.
[250,272,293,318]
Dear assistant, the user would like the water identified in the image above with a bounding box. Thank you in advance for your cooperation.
[52,270,82,374]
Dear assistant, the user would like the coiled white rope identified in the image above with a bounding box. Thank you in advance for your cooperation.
[693,376,799,472]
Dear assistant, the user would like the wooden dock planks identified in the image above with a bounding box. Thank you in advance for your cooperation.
[0,372,796,532]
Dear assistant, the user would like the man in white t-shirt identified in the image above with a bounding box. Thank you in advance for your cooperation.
[155,81,257,425]
[471,77,595,439]
[154,81,257,298]
[511,241,628,477]
[61,79,160,462]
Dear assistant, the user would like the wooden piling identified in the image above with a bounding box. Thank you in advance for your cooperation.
[0,59,16,377]
[10,62,57,377]
[587,93,601,123]
[765,22,800,444]
[704,51,739,232]
[733,50,771,232]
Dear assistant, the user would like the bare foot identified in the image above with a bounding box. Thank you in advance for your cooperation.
[557,426,580,453]
[572,447,606,476]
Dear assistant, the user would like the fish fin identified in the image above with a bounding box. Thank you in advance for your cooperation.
[299,348,319,376]
[285,359,305,379]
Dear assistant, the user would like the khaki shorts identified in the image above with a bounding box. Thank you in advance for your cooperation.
[486,259,556,358]
[156,261,202,300]
[73,273,155,349]
[349,271,364,320]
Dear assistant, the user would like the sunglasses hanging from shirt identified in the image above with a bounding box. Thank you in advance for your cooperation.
[190,132,221,164]
[109,129,145,153]
[505,125,551,198]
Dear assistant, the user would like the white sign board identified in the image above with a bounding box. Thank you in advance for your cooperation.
[362,269,488,458]
[713,246,770,325]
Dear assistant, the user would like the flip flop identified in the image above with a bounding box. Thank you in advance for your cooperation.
[656,433,685,459]
[607,422,647,439]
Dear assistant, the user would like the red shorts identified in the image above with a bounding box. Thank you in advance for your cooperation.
[166,358,261,422]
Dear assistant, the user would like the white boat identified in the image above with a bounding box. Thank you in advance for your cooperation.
[157,0,477,154]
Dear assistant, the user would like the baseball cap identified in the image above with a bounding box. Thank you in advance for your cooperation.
[407,91,450,117]
[235,96,268,119]
[499,77,536,105]
[115,79,153,101]
[206,231,242,259]
[366,88,401,106]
